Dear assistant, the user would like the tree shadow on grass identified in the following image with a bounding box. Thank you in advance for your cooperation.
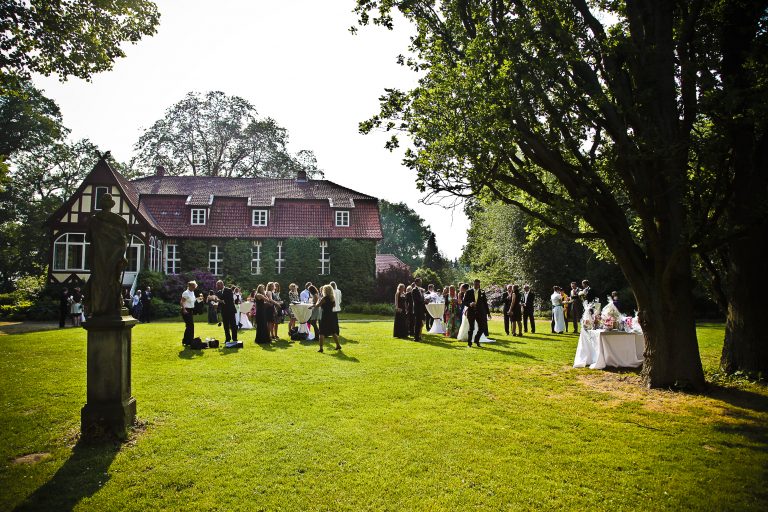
[14,440,120,512]
[708,385,768,415]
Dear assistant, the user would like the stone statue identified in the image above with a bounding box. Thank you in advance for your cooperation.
[85,193,129,318]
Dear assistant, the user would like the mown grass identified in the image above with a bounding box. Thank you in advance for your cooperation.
[1,319,766,511]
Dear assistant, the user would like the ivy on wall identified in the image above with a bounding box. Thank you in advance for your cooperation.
[176,237,377,304]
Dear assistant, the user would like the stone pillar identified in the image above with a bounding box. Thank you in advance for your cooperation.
[80,310,137,440]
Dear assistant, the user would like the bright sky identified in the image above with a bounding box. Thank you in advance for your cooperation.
[32,0,470,260]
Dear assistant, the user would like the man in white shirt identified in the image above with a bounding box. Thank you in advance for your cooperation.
[300,282,312,303]
[180,280,198,346]
[330,281,342,313]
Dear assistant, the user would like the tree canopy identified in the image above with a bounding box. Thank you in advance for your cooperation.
[377,199,430,269]
[0,0,160,94]
[355,0,768,388]
[133,91,323,179]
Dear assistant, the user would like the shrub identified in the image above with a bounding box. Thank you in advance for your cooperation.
[138,270,165,292]
[0,300,34,320]
[25,298,59,321]
[413,267,442,290]
[343,303,395,316]
[373,264,412,303]
[150,298,179,318]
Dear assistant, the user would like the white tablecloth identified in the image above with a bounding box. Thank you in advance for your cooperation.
[425,302,445,334]
[290,303,314,340]
[573,329,644,369]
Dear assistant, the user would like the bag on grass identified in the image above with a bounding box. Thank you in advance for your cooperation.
[190,337,208,349]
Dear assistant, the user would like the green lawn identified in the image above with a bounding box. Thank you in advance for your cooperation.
[1,319,766,511]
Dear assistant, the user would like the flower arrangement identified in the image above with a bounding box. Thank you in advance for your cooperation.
[581,298,601,330]
[600,297,621,331]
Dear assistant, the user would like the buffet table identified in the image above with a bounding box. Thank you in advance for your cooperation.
[573,329,644,369]
[289,303,315,340]
[425,302,446,334]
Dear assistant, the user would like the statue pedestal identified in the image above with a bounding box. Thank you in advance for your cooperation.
[81,312,137,440]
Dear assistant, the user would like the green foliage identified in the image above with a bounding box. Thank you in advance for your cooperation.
[222,239,252,284]
[0,0,160,95]
[149,297,178,319]
[0,81,65,157]
[179,240,209,271]
[422,232,446,271]
[137,270,164,291]
[342,303,395,315]
[132,91,323,179]
[329,239,376,303]
[377,200,429,269]
[412,267,442,290]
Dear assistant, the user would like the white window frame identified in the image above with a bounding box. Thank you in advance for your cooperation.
[335,210,350,227]
[93,186,109,211]
[191,208,207,225]
[148,236,156,271]
[275,241,285,275]
[209,245,223,276]
[53,233,90,271]
[251,241,262,275]
[252,209,268,226]
[319,241,330,275]
[165,244,179,274]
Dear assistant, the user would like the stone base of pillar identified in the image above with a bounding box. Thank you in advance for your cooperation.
[80,311,137,440]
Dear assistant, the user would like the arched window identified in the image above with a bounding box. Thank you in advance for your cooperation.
[148,236,156,271]
[53,233,90,271]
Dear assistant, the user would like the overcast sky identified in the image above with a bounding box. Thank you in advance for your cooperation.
[32,0,470,260]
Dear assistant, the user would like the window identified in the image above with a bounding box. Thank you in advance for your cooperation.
[93,186,109,211]
[165,244,179,274]
[275,241,285,274]
[335,210,350,227]
[53,233,90,271]
[251,242,262,275]
[252,209,268,226]
[209,245,223,276]
[125,235,144,273]
[319,241,330,275]
[148,236,156,271]
[191,208,206,225]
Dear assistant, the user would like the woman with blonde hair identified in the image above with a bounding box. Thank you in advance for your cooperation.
[265,282,276,339]
[313,284,341,352]
[287,283,300,331]
[252,284,280,344]
[393,283,408,338]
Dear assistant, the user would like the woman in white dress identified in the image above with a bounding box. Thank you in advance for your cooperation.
[551,286,566,334]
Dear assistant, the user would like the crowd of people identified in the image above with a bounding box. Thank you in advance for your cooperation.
[393,278,607,344]
[180,280,343,353]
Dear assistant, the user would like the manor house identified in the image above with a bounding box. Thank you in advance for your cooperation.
[45,157,383,297]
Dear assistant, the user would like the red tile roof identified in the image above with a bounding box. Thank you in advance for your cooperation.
[133,176,383,240]
[376,254,410,274]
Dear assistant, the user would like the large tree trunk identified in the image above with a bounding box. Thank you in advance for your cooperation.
[632,253,705,390]
[721,227,768,374]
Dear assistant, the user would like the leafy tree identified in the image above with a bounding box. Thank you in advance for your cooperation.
[133,91,323,179]
[354,0,768,388]
[422,231,446,272]
[377,199,430,269]
[413,267,442,290]
[0,0,160,94]
[0,81,65,159]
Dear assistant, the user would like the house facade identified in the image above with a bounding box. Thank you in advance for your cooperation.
[46,158,383,302]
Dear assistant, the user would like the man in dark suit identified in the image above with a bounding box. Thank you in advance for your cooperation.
[411,278,426,341]
[59,287,70,328]
[501,285,513,335]
[521,284,536,333]
[464,279,491,347]
[581,279,594,303]
[215,280,238,343]
[140,285,153,323]
[569,281,582,334]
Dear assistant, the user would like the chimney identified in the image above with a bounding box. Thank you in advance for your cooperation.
[296,169,308,182]
[156,165,166,178]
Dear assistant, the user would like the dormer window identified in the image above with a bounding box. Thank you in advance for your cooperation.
[191,208,206,225]
[252,209,268,226]
[94,186,109,211]
[335,210,350,227]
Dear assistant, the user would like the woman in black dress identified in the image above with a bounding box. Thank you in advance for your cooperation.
[393,283,408,338]
[252,284,279,344]
[509,284,523,337]
[405,285,414,336]
[315,285,341,352]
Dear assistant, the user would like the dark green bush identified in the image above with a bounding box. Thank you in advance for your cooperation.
[149,298,179,318]
[343,303,395,316]
[25,299,59,321]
